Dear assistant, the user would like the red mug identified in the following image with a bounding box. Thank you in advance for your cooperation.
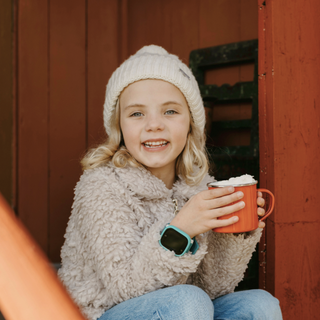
[207,181,275,233]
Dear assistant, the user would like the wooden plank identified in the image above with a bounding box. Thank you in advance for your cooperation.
[240,0,259,41]
[275,222,320,318]
[87,0,119,147]
[257,0,268,291]
[18,0,49,254]
[240,0,258,83]
[272,0,320,224]
[169,0,199,64]
[0,0,14,206]
[272,1,320,316]
[199,0,241,47]
[198,1,258,155]
[0,194,86,320]
[119,0,128,63]
[212,103,252,121]
[262,0,276,296]
[127,0,172,56]
[49,0,86,262]
[261,0,320,318]
[199,0,241,93]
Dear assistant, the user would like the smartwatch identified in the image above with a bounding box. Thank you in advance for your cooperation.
[159,225,199,257]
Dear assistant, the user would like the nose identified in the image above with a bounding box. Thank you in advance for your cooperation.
[145,113,165,132]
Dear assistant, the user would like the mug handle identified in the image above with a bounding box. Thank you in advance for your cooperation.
[257,189,275,221]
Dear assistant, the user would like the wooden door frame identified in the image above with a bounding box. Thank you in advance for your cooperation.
[258,1,320,318]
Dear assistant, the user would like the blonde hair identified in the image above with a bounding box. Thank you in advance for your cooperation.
[81,100,209,186]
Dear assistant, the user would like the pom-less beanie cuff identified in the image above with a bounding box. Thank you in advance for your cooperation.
[103,45,205,136]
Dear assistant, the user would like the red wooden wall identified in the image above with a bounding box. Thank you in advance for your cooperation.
[0,0,319,319]
[0,0,14,210]
[16,0,258,263]
[258,0,320,318]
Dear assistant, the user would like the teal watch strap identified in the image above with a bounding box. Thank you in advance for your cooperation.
[190,238,199,255]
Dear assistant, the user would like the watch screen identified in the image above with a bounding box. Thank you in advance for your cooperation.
[161,228,189,255]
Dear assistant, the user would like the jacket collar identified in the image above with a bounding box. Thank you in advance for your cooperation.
[111,163,212,200]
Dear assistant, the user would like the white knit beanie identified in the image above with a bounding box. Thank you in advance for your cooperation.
[103,45,205,136]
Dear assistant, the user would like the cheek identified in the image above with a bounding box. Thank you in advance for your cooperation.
[173,121,190,147]
[177,117,190,137]
[120,120,140,149]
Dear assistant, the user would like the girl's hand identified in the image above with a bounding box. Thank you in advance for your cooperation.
[170,186,244,238]
[257,191,266,228]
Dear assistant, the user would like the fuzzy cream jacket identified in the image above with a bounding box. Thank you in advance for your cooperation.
[58,163,262,320]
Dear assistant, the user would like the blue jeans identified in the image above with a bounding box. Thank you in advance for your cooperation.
[98,285,282,320]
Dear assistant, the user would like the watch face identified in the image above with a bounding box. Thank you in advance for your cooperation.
[161,228,189,255]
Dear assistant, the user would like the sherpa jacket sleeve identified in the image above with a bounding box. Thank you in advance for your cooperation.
[65,167,209,309]
[188,228,263,299]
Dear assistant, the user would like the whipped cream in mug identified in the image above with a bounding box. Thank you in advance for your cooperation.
[211,174,257,187]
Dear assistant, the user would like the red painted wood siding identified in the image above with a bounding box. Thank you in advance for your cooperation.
[258,0,320,319]
[17,0,258,263]
[2,0,317,318]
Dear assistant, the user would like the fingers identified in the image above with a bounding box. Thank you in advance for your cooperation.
[210,200,245,218]
[257,191,265,207]
[210,216,266,230]
[257,196,265,207]
[209,215,239,229]
[201,187,244,211]
[257,207,265,216]
[202,186,235,200]
[209,191,244,210]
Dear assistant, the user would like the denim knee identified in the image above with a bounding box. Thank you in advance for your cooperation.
[246,289,282,320]
[156,285,213,320]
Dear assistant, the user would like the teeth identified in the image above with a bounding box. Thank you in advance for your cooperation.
[144,140,168,147]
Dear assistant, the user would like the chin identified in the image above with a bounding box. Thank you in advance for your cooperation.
[144,162,168,169]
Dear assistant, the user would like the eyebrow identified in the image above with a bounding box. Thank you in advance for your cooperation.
[124,101,183,111]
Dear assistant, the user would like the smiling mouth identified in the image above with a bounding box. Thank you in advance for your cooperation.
[143,140,169,148]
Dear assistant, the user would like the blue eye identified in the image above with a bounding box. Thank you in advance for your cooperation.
[131,112,143,117]
[165,110,177,115]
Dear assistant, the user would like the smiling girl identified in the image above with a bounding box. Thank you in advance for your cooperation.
[58,45,282,320]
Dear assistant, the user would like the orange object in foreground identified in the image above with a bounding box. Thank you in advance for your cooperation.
[0,194,86,320]
[208,183,275,233]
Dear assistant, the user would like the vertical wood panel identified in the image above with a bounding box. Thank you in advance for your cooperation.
[87,0,119,147]
[276,222,320,318]
[18,0,49,253]
[200,0,257,151]
[127,0,172,56]
[49,0,86,261]
[258,0,268,291]
[200,0,241,87]
[260,0,277,295]
[260,0,320,318]
[169,0,199,64]
[200,0,257,86]
[241,0,259,40]
[199,0,241,47]
[240,0,258,81]
[273,0,320,224]
[0,0,14,206]
[119,0,128,63]
[273,0,320,317]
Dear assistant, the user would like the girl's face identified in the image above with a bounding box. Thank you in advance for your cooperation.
[119,79,190,178]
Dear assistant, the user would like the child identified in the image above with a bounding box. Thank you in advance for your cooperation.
[58,45,282,320]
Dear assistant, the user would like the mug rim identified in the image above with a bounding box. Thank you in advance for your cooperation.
[207,180,258,188]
